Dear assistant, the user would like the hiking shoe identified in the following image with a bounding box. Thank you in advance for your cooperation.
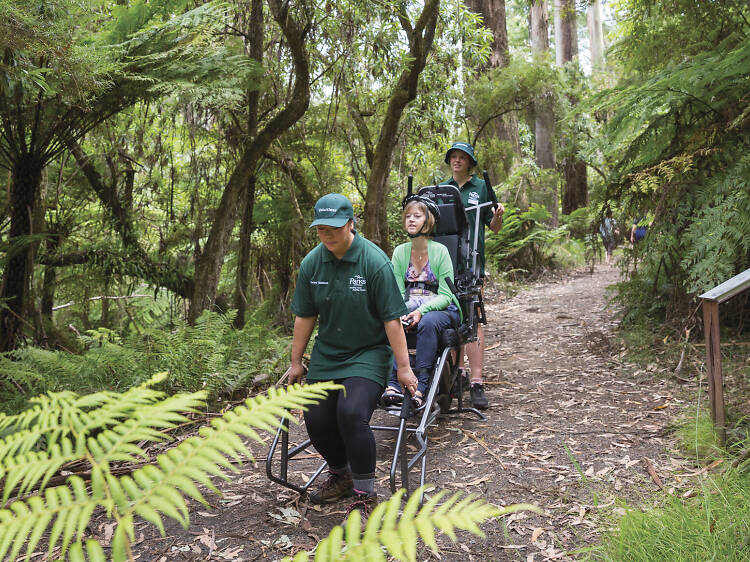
[345,490,378,519]
[470,383,489,410]
[309,471,353,504]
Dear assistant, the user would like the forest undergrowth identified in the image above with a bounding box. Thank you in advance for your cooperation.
[0,309,292,415]
[592,300,750,561]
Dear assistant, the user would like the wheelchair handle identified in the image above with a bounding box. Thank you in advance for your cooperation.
[400,393,413,419]
[483,170,498,212]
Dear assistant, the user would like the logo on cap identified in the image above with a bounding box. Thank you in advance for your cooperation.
[310,194,354,228]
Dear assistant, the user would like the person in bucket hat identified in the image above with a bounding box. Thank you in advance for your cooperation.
[444,141,478,167]
[288,193,417,514]
[443,142,504,410]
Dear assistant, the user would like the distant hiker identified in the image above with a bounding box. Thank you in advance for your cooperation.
[598,209,618,264]
[443,142,504,410]
[631,216,648,244]
[288,193,417,515]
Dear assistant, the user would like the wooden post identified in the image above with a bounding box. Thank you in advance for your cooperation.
[702,300,726,443]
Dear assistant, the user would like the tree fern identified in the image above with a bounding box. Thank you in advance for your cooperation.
[588,33,750,320]
[284,487,542,562]
[0,375,337,561]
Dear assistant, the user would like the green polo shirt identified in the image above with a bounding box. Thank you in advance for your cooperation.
[291,232,408,386]
[445,175,494,275]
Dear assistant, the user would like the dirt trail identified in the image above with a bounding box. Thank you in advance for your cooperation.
[123,264,690,561]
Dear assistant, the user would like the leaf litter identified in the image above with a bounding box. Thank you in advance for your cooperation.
[89,265,701,561]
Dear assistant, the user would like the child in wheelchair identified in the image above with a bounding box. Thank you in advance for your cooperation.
[381,194,462,409]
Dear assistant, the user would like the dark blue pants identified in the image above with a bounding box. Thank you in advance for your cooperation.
[388,306,460,395]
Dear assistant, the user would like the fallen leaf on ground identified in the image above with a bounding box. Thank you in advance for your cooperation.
[269,507,302,525]
[531,527,544,542]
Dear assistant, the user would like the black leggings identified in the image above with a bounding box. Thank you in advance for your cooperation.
[303,376,382,479]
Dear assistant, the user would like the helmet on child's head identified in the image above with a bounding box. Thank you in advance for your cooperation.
[444,142,477,166]
[401,194,441,225]
[401,194,440,238]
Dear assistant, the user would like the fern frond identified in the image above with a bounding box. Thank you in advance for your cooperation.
[0,475,111,562]
[0,373,206,504]
[0,381,339,561]
[285,486,543,562]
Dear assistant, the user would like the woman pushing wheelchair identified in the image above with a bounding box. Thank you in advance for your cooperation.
[287,193,418,512]
[380,194,462,409]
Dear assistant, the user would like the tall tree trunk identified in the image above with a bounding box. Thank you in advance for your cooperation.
[555,0,588,215]
[587,0,605,69]
[530,0,558,225]
[467,0,520,171]
[234,176,257,328]
[362,0,440,252]
[233,0,263,329]
[561,159,587,213]
[0,156,43,352]
[30,169,48,342]
[40,256,58,321]
[553,0,564,66]
[189,0,310,323]
[555,0,577,62]
[468,0,510,69]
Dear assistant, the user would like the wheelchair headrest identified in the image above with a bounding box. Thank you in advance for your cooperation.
[417,185,468,236]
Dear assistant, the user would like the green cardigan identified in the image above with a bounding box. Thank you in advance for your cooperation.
[391,240,462,320]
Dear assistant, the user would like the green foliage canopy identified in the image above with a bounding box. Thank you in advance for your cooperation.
[590,2,750,319]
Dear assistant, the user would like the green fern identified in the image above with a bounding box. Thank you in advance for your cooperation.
[284,487,542,562]
[0,375,337,561]
[485,204,568,273]
[588,33,750,320]
[0,309,293,413]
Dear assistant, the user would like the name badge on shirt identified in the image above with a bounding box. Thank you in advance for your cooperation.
[310,280,328,285]
[468,191,480,206]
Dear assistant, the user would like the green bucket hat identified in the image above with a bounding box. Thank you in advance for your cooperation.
[310,193,354,227]
[444,142,477,166]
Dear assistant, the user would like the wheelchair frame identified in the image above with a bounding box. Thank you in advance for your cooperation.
[266,177,498,503]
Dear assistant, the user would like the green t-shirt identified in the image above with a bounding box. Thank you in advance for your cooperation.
[291,232,408,386]
[445,175,494,275]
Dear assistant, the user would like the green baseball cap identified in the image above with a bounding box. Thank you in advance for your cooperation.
[444,142,477,166]
[310,193,354,227]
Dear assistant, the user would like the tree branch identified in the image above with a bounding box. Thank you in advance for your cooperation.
[472,103,533,146]
[346,100,375,168]
[263,147,315,207]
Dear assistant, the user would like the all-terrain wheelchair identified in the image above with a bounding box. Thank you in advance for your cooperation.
[266,175,498,501]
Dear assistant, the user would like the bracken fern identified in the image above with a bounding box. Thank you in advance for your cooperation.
[0,374,336,561]
[285,487,541,562]
[0,375,535,561]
